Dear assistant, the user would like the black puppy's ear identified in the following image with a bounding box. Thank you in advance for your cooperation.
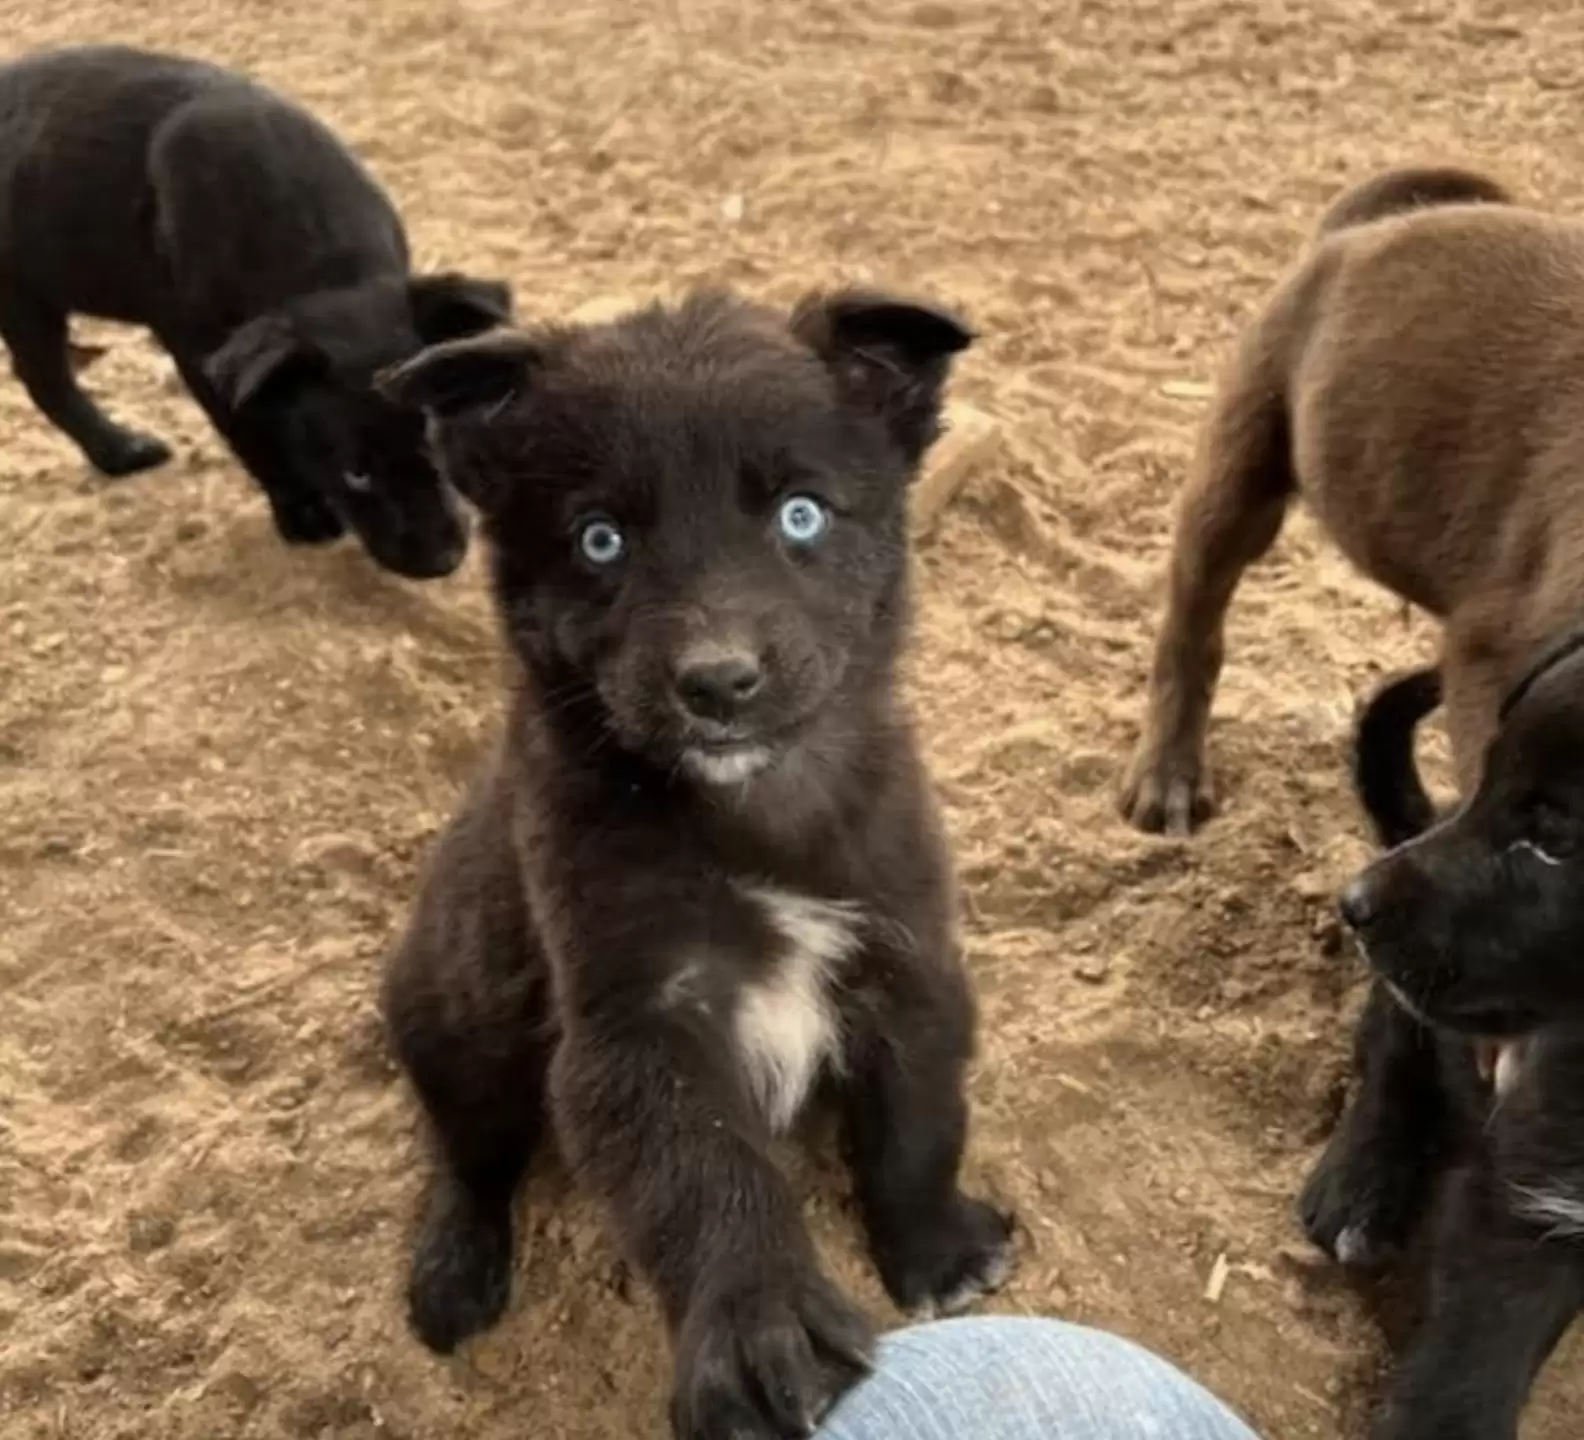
[790,288,974,463]
[408,273,514,344]
[375,326,542,420]
[204,314,322,409]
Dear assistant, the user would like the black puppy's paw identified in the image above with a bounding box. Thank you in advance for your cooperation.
[874,1194,1016,1318]
[406,1182,514,1354]
[90,428,172,477]
[1298,1118,1426,1269]
[268,492,346,546]
[672,1270,874,1440]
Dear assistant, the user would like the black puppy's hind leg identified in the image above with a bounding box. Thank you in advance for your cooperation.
[1371,1166,1584,1440]
[1300,981,1448,1267]
[842,958,1015,1316]
[0,295,171,475]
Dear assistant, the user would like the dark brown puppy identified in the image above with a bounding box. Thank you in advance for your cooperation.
[1119,162,1584,833]
[377,290,1015,1439]
[0,44,512,578]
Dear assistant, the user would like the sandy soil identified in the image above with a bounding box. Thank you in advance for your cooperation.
[5,1,1584,1436]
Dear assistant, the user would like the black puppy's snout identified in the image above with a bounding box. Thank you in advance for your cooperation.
[675,652,765,721]
[1339,875,1378,932]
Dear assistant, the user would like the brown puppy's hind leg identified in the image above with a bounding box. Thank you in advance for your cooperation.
[1121,336,1294,834]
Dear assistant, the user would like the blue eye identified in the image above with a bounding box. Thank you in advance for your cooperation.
[578,518,625,566]
[776,494,830,546]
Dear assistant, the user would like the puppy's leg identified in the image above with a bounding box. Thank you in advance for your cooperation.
[550,1023,873,1440]
[0,297,171,476]
[1120,337,1294,834]
[381,783,548,1354]
[1300,982,1448,1266]
[169,350,344,545]
[386,963,549,1355]
[842,953,1015,1317]
[1371,1165,1584,1440]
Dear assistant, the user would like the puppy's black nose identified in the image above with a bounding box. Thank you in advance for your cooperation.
[675,654,765,721]
[1338,877,1377,932]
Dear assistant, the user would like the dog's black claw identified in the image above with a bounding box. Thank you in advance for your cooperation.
[406,1184,514,1354]
[90,429,172,477]
[876,1195,1017,1317]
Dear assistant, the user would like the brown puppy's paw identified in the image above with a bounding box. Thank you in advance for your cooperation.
[671,1270,874,1440]
[1119,739,1214,835]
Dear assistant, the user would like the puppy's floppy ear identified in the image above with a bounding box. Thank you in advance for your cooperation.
[204,313,323,409]
[375,326,541,419]
[377,329,542,512]
[408,273,515,344]
[790,288,974,463]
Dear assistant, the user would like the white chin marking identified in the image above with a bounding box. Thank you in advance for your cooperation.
[683,746,772,787]
[343,470,373,493]
[1512,839,1564,868]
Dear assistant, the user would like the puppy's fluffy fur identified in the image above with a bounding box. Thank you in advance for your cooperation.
[378,289,1015,1439]
[1309,662,1584,1439]
[0,45,512,577]
[1120,162,1584,832]
[1117,163,1584,1436]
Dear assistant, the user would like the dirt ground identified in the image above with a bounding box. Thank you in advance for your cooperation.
[7,1,1584,1436]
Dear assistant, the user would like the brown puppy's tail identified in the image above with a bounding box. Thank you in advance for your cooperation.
[1353,666,1444,848]
[1315,165,1514,239]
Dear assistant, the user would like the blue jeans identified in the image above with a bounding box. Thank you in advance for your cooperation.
[818,1317,1260,1440]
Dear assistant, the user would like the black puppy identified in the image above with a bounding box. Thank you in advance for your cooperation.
[1302,656,1584,1439]
[0,44,512,578]
[377,289,1016,1438]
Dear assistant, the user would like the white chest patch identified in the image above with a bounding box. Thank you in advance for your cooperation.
[734,887,863,1135]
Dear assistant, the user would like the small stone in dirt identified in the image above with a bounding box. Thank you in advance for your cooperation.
[1292,870,1331,902]
[910,2,959,27]
[127,1213,177,1253]
[1074,955,1111,984]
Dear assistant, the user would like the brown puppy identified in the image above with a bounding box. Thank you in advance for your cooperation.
[1120,163,1584,833]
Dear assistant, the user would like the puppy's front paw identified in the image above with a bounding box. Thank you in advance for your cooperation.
[874,1194,1016,1318]
[90,428,173,477]
[1119,738,1213,836]
[672,1270,874,1440]
[406,1181,514,1355]
[268,492,347,546]
[1298,1116,1427,1270]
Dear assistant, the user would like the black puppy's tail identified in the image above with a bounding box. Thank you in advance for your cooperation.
[1353,666,1444,847]
[1315,165,1514,239]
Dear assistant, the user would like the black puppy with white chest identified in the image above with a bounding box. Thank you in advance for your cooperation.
[1303,652,1584,1439]
[0,44,512,578]
[378,289,1015,1438]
